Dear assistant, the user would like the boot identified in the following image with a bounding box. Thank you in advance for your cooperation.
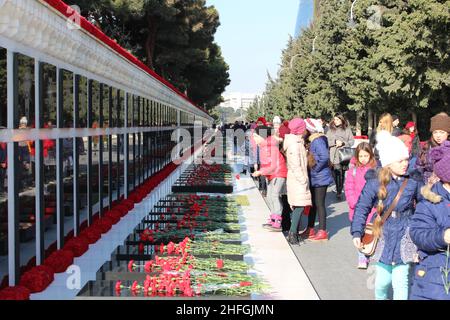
[309,229,328,242]
[299,227,316,240]
[287,232,299,245]
[268,215,282,231]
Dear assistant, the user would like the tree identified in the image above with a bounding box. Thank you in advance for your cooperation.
[261,0,449,136]
[72,0,230,110]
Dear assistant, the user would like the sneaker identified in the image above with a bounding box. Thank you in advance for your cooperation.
[309,230,329,242]
[299,227,316,240]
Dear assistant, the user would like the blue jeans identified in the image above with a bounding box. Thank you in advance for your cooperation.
[375,262,410,300]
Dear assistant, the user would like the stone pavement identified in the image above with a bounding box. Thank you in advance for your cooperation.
[289,192,375,300]
[232,167,319,300]
[237,164,375,300]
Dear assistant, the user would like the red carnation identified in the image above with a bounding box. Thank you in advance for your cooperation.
[79,227,102,244]
[92,217,113,234]
[122,199,134,210]
[115,281,122,293]
[138,243,145,254]
[216,259,224,270]
[44,250,74,273]
[0,286,31,300]
[167,242,175,255]
[104,210,121,224]
[113,204,129,217]
[144,261,153,273]
[131,281,139,292]
[128,260,135,272]
[19,265,54,293]
[64,237,90,257]
[239,281,252,287]
[159,243,165,254]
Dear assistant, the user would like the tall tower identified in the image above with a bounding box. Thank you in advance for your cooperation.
[294,0,316,37]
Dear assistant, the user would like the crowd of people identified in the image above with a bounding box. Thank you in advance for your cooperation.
[227,111,450,300]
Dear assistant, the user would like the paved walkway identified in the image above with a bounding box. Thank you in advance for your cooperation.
[232,167,319,300]
[230,147,374,300]
[289,192,375,300]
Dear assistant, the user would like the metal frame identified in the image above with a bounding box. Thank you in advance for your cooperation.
[116,89,121,201]
[73,74,80,236]
[87,79,93,225]
[98,83,104,217]
[35,59,44,264]
[56,67,65,249]
[7,50,19,285]
[108,86,113,208]
[0,47,207,286]
[124,92,129,198]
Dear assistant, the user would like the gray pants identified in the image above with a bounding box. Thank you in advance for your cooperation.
[266,178,286,215]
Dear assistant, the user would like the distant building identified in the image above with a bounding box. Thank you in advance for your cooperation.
[220,92,259,111]
[294,0,319,37]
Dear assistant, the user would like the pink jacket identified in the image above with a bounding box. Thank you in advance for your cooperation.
[259,136,288,181]
[344,157,377,222]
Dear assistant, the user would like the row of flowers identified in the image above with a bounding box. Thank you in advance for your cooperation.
[117,238,266,297]
[0,162,179,300]
[112,143,266,298]
[175,164,232,187]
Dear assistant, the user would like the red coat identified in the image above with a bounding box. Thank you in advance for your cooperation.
[259,136,287,181]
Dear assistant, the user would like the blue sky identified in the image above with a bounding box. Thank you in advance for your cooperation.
[206,0,305,95]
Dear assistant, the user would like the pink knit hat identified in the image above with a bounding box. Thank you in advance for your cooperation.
[288,118,306,135]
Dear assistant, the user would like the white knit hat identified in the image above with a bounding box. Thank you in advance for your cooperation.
[305,118,324,134]
[376,130,409,167]
[273,116,282,124]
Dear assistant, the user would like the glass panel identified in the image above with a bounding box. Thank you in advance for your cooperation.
[111,134,118,198]
[102,84,110,210]
[117,90,124,194]
[91,81,100,211]
[16,54,35,270]
[0,47,8,286]
[78,77,88,227]
[62,70,74,236]
[42,63,57,255]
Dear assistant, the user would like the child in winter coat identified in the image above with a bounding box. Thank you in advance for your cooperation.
[345,142,378,269]
[416,113,450,184]
[252,125,288,231]
[351,131,424,300]
[410,143,450,300]
[283,118,312,244]
[303,119,333,242]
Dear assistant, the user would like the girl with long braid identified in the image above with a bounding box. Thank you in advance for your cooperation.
[351,131,424,300]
